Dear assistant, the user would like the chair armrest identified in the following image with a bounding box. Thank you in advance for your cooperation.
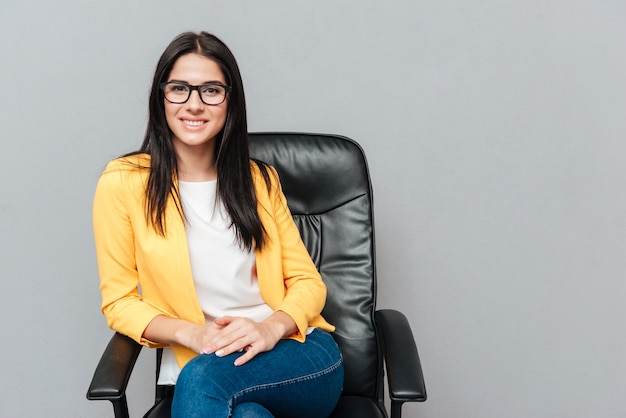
[375,309,427,407]
[86,332,143,418]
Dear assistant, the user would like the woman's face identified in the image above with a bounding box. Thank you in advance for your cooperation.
[164,53,229,155]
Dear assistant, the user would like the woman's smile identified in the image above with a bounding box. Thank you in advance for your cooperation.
[180,118,209,130]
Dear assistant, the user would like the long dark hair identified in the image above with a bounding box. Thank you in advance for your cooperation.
[135,31,268,250]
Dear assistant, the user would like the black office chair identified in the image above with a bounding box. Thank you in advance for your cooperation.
[87,132,427,418]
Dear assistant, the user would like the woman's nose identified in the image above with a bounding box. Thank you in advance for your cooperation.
[186,90,204,109]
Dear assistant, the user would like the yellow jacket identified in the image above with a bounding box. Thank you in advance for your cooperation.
[93,154,333,368]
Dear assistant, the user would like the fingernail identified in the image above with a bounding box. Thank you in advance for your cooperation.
[215,349,224,357]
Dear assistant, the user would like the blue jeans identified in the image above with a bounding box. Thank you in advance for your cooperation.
[171,329,344,418]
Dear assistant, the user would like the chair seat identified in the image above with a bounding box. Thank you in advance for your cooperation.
[143,395,385,418]
[330,396,386,418]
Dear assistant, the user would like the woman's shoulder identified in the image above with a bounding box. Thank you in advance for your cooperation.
[103,153,151,174]
[97,153,151,192]
[250,159,279,189]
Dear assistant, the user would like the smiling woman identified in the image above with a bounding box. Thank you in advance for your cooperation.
[92,32,344,418]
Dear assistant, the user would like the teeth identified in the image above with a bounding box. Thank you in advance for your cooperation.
[183,120,204,126]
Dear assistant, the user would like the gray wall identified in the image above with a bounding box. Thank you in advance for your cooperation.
[1,1,625,417]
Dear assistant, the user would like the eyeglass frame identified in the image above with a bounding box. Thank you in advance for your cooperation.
[159,81,232,106]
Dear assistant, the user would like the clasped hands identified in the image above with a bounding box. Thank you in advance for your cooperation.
[182,312,296,366]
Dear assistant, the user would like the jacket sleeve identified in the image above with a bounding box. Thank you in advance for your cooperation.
[257,166,333,341]
[92,163,165,347]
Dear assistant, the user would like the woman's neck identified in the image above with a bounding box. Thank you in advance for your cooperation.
[174,143,217,182]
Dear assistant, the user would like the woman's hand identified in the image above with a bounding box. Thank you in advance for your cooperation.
[202,311,297,366]
[142,316,225,355]
[176,321,226,354]
[142,311,297,366]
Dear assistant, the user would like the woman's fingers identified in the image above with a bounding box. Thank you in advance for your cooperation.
[233,344,258,366]
[205,317,279,364]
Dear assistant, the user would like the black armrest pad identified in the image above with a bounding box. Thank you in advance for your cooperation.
[375,309,427,402]
[86,332,143,400]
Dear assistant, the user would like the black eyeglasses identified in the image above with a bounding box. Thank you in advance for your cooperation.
[160,81,232,106]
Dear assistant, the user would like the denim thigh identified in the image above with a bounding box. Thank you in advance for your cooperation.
[171,329,344,418]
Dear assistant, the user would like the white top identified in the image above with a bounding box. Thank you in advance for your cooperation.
[157,180,273,385]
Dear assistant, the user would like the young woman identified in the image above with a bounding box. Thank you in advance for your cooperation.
[93,31,344,418]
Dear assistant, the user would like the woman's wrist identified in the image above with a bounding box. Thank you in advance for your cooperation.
[265,311,297,339]
[173,320,199,349]
[143,315,197,349]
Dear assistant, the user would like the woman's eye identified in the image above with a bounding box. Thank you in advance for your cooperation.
[170,84,188,92]
[201,85,222,95]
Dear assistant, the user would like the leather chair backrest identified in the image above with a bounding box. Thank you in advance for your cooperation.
[249,133,380,399]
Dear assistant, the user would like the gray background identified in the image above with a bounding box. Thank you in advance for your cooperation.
[1,1,625,417]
